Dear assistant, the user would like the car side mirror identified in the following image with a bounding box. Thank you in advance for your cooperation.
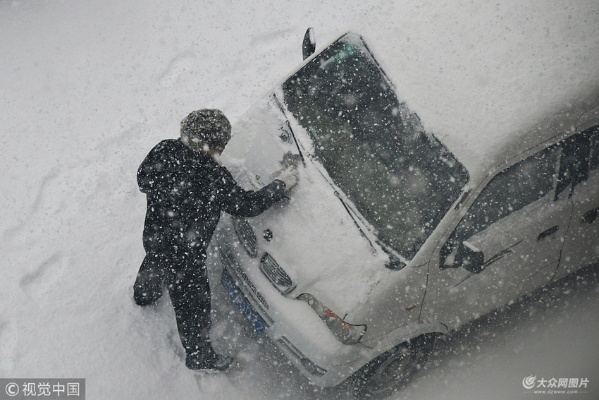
[456,240,485,274]
[302,28,316,60]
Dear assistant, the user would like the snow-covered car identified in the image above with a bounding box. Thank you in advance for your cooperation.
[215,14,599,395]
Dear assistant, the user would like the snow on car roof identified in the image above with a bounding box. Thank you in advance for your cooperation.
[349,0,599,179]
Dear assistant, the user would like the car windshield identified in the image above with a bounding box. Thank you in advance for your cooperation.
[282,33,468,260]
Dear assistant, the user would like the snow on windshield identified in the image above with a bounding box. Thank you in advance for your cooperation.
[282,34,468,259]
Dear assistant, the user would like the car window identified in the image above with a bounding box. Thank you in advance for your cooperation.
[439,145,559,269]
[556,130,592,195]
[455,145,559,242]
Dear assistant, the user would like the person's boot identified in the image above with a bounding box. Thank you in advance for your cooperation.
[133,267,164,306]
[185,348,234,371]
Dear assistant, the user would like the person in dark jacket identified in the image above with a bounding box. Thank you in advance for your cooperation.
[134,109,298,371]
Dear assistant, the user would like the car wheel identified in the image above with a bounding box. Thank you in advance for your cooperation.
[352,334,437,398]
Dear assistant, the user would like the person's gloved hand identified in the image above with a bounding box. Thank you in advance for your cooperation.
[281,151,302,168]
[272,165,299,191]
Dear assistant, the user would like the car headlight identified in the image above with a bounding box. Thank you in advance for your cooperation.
[297,293,366,345]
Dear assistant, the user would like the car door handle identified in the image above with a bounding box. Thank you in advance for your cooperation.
[537,225,559,241]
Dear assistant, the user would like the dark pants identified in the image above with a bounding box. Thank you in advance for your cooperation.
[134,251,213,359]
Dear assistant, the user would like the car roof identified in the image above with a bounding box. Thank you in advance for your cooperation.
[348,2,599,181]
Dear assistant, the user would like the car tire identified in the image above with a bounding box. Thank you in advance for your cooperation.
[351,334,437,398]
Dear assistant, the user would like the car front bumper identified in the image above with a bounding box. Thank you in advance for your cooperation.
[217,234,372,387]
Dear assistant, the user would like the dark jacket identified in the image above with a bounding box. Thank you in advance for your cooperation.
[138,139,285,258]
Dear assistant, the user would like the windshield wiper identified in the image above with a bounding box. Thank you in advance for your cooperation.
[329,178,408,268]
[334,191,377,254]
[284,120,306,167]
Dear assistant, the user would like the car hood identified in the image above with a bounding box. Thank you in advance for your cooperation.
[222,95,391,319]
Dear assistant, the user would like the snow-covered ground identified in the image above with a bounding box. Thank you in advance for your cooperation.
[1,1,597,399]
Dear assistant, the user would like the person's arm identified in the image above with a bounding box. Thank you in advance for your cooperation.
[217,167,287,217]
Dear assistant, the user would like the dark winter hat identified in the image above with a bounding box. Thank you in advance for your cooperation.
[180,109,231,153]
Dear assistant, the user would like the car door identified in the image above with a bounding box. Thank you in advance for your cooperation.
[555,124,599,280]
[433,144,569,321]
